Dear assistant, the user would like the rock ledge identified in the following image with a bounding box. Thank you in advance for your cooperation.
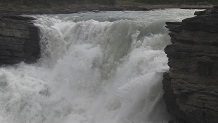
[163,6,218,123]
[0,15,40,65]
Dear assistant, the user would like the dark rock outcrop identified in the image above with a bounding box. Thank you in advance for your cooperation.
[0,15,40,65]
[163,6,218,123]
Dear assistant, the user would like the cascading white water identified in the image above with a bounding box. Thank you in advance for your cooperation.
[0,9,198,123]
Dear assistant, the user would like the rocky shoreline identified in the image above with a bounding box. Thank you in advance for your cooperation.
[0,5,148,15]
[163,6,218,123]
[0,15,40,65]
[0,4,213,15]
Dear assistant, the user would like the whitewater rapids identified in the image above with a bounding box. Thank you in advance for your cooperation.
[0,9,197,123]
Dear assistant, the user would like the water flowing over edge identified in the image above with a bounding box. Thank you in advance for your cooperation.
[0,9,198,123]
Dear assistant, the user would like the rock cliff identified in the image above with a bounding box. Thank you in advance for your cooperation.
[0,15,40,65]
[163,6,218,123]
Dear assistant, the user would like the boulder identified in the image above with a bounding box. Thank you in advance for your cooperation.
[0,15,40,65]
[163,6,218,123]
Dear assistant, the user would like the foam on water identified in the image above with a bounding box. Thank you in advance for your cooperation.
[0,9,198,123]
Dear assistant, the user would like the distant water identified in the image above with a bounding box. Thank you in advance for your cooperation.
[0,9,197,123]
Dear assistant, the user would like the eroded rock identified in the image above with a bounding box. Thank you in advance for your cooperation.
[163,6,218,123]
[0,15,40,65]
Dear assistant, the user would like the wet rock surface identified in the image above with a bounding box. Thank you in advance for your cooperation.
[163,6,218,123]
[0,15,40,65]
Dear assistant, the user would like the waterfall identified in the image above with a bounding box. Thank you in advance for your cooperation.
[0,9,197,123]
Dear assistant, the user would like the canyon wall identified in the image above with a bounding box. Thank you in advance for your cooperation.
[163,6,218,123]
[0,15,40,65]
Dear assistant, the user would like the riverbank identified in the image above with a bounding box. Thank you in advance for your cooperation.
[0,3,213,15]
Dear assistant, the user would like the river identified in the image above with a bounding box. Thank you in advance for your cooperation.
[0,9,197,123]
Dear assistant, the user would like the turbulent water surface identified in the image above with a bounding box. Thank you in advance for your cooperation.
[0,9,197,123]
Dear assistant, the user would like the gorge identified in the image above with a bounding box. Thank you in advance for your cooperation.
[0,8,217,123]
